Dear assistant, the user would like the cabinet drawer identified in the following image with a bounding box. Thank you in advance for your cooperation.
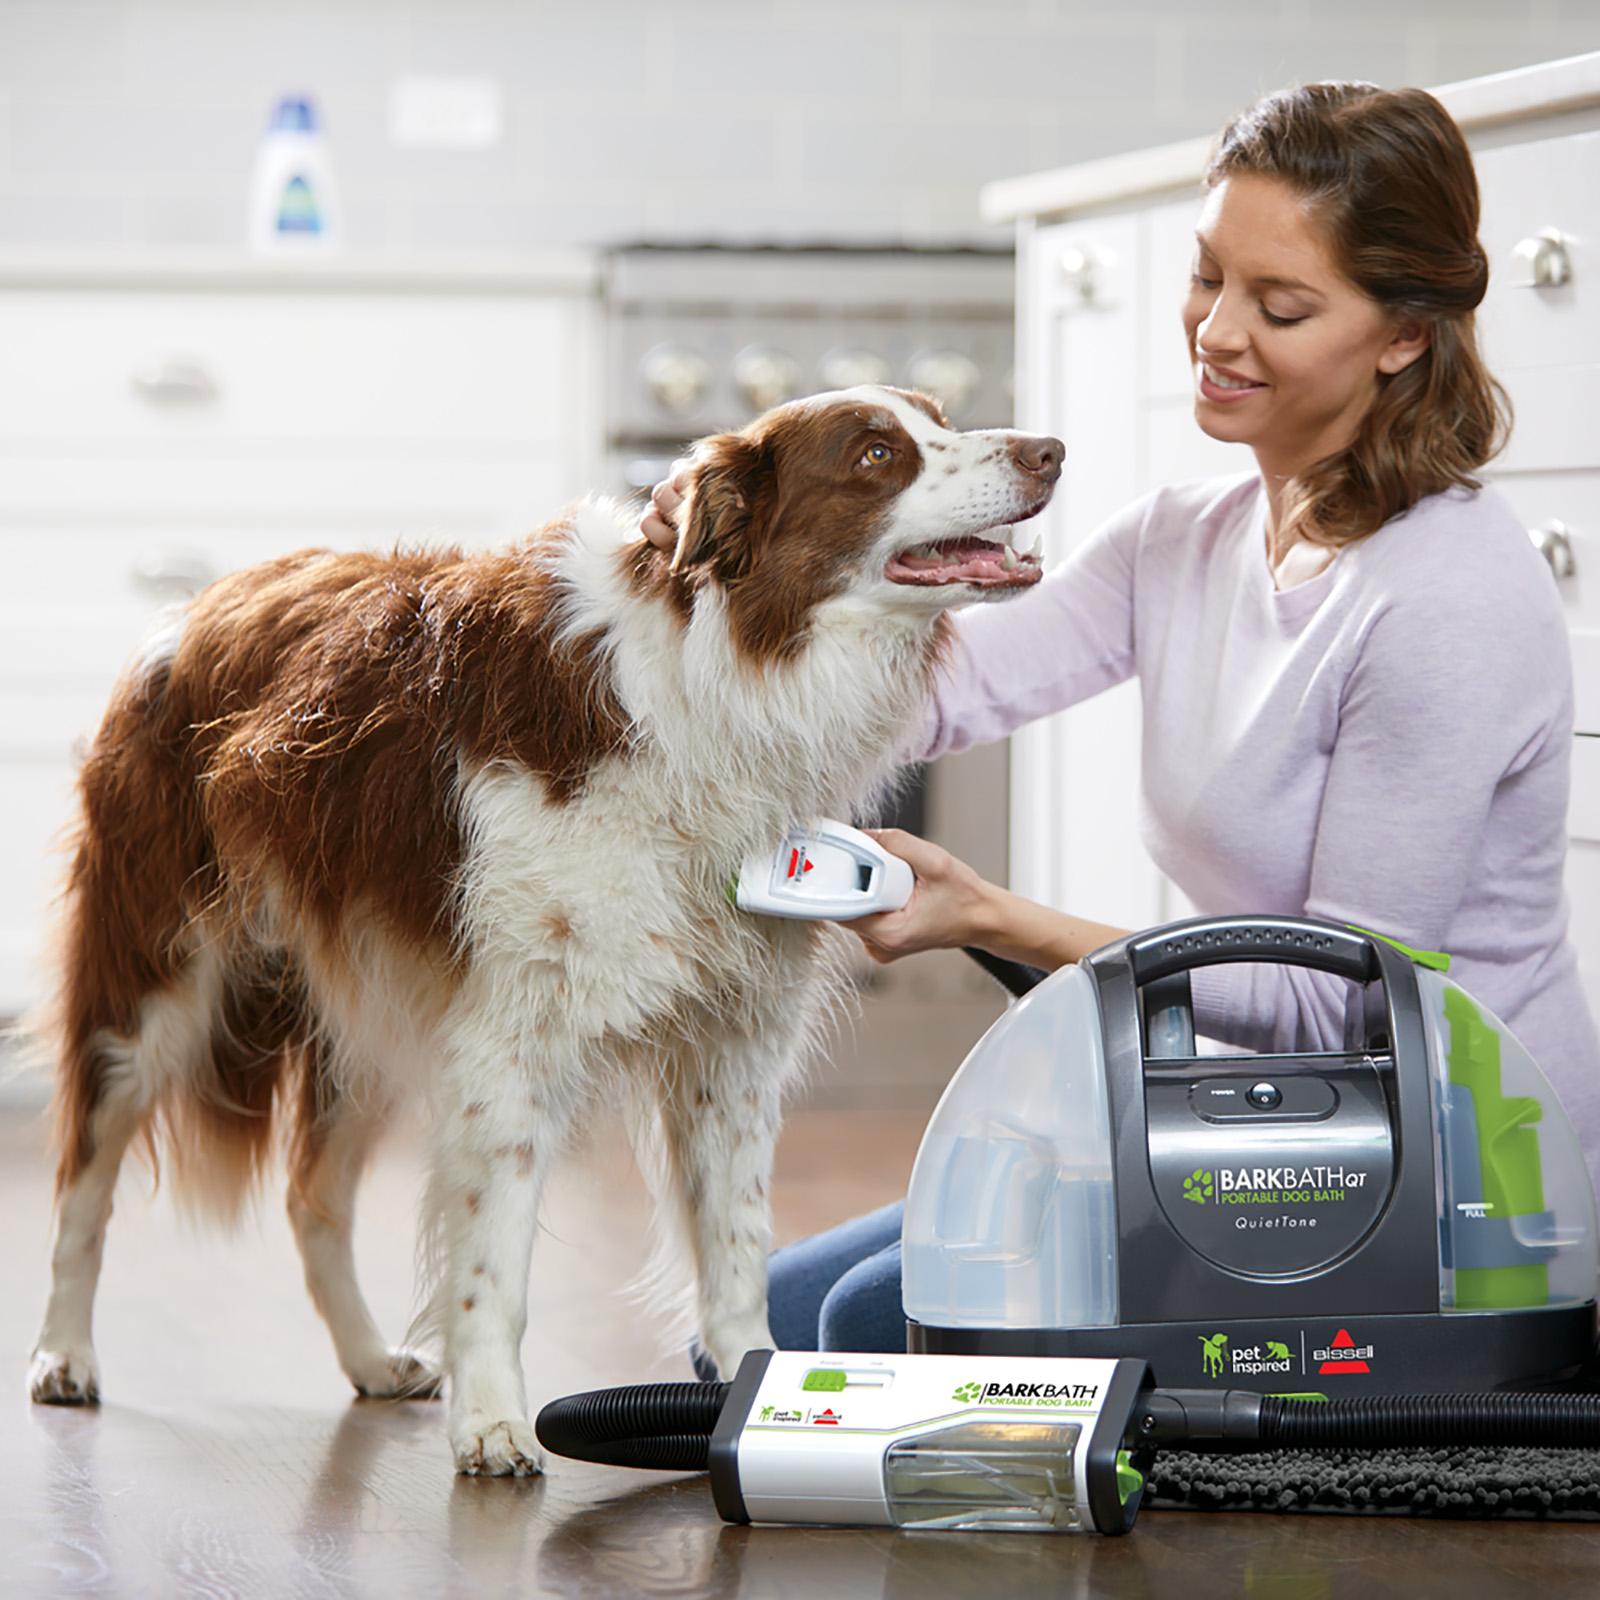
[0,290,589,450]
[0,755,78,1014]
[1493,364,1600,474]
[1574,734,1600,844]
[1476,130,1600,377]
[1484,467,1600,644]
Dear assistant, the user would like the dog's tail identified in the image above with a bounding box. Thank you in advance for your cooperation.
[41,653,315,1224]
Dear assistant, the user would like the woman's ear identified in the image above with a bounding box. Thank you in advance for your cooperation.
[670,433,775,575]
[1377,316,1431,376]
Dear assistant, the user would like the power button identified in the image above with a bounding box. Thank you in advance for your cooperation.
[1246,1081,1282,1110]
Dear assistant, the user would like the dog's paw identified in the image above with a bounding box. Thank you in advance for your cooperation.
[350,1347,444,1401]
[29,1345,100,1406]
[451,1416,543,1477]
[703,1320,775,1385]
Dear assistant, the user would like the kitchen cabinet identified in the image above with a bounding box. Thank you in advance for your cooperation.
[0,253,601,1013]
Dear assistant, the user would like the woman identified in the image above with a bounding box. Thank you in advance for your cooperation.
[643,82,1600,1359]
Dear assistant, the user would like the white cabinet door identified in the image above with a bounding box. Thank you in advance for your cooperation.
[1011,214,1160,928]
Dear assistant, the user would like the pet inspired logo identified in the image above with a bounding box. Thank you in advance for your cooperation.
[1199,1333,1228,1378]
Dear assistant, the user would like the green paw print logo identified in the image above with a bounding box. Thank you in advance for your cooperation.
[953,1381,983,1403]
[1182,1168,1215,1205]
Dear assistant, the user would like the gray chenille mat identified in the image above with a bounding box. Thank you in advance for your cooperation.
[1148,1445,1600,1518]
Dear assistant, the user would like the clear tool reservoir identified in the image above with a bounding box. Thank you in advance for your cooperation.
[902,964,1118,1332]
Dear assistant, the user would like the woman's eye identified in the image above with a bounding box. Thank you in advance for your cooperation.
[860,442,892,467]
[1262,307,1309,328]
[1190,273,1220,290]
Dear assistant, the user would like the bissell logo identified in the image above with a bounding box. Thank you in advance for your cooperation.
[811,1407,841,1425]
[1314,1328,1374,1374]
[785,847,816,881]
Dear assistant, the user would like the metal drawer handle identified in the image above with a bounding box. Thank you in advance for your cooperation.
[1529,520,1575,582]
[1510,229,1571,290]
[1058,245,1115,305]
[130,551,216,595]
[130,358,218,402]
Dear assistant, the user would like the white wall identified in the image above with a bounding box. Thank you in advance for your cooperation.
[0,0,1595,253]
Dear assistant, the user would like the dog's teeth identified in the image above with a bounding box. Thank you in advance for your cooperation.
[1001,546,1018,570]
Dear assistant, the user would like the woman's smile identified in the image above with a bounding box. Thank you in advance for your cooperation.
[1197,360,1268,400]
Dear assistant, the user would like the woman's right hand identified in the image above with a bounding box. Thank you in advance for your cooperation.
[640,463,690,553]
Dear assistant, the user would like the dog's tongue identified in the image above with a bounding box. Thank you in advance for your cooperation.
[885,536,1039,588]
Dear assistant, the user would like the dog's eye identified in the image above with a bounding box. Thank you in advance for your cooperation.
[859,443,893,467]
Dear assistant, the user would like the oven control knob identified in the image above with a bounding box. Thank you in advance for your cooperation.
[907,350,982,420]
[733,345,802,414]
[819,347,893,392]
[642,344,714,418]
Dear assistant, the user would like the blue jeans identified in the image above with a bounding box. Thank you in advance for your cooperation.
[692,1201,906,1379]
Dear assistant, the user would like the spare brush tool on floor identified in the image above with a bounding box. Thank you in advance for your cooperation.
[537,882,1600,1529]
[535,1350,1600,1533]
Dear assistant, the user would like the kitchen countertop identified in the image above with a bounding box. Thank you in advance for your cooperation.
[982,48,1600,223]
[0,247,603,295]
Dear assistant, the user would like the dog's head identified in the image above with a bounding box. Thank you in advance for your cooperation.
[662,386,1061,656]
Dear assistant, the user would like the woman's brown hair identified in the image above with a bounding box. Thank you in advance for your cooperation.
[1203,82,1511,549]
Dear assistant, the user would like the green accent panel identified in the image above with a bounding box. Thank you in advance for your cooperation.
[802,1368,847,1392]
[1266,1392,1329,1401]
[1444,985,1549,1307]
[1347,924,1452,972]
[1115,1449,1144,1507]
[724,875,740,909]
[1456,1264,1551,1310]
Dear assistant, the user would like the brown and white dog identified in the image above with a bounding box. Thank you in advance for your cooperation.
[27,385,1061,1475]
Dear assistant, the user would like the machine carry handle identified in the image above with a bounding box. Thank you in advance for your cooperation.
[1124,915,1380,988]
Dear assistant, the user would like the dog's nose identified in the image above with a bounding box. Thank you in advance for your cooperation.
[1010,434,1064,483]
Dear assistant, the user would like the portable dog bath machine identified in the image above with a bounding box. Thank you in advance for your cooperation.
[537,913,1600,1532]
[903,915,1599,1392]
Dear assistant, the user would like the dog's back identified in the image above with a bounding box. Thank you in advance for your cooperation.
[50,534,629,1211]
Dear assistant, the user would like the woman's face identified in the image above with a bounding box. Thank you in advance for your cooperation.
[1182,173,1427,474]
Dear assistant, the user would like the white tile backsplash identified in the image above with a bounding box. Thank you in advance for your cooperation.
[0,0,1593,252]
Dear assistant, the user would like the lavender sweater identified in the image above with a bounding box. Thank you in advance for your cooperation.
[916,471,1600,1189]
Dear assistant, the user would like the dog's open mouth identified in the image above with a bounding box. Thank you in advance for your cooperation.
[885,530,1044,588]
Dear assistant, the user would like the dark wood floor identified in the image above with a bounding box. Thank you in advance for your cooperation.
[8,1000,1600,1597]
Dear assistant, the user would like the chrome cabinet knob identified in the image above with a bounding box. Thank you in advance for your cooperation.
[641,344,714,418]
[1510,228,1572,290]
[732,345,802,413]
[130,358,217,402]
[131,550,216,596]
[1529,520,1575,581]
[1058,244,1115,304]
[906,350,982,420]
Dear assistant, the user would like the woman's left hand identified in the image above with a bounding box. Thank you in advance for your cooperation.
[848,827,999,964]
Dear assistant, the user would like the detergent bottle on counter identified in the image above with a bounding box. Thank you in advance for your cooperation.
[248,95,341,252]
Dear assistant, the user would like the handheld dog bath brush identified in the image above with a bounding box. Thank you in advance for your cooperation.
[732,819,913,921]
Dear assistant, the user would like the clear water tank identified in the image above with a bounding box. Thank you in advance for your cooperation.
[902,965,1117,1331]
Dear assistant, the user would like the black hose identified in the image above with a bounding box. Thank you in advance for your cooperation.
[960,946,1050,998]
[1260,1393,1600,1450]
[535,1380,731,1471]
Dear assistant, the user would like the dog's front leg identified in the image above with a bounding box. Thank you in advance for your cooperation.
[430,1055,575,1477]
[658,1053,787,1379]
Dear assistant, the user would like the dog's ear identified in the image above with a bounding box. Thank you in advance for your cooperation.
[670,433,775,576]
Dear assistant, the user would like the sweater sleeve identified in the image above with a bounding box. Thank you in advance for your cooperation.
[1187,558,1571,1053]
[907,490,1153,763]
